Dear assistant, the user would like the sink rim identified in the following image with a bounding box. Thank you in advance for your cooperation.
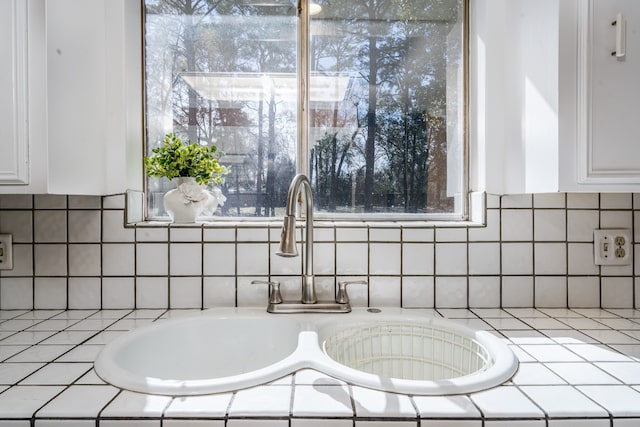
[94,308,518,396]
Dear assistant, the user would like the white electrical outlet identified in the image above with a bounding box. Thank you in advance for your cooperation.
[594,229,632,265]
[0,234,13,270]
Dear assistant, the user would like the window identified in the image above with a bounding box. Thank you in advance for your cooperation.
[144,0,466,219]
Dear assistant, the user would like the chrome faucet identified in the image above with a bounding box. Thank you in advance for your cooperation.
[276,174,317,304]
[253,173,366,313]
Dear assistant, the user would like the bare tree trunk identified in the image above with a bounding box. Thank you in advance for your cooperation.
[402,105,409,212]
[364,36,377,211]
[183,0,198,142]
[255,99,264,216]
[266,94,277,216]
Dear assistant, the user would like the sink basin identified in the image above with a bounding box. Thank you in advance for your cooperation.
[314,313,516,395]
[95,308,518,396]
[94,310,302,395]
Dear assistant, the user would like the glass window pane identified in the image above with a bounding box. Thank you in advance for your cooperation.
[145,0,298,217]
[308,0,465,215]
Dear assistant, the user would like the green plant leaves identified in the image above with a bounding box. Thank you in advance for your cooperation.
[145,133,230,186]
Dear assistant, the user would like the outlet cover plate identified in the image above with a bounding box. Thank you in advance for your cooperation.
[594,229,632,266]
[0,234,13,270]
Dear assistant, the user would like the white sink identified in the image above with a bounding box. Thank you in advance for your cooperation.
[314,313,518,396]
[94,310,303,395]
[94,308,518,396]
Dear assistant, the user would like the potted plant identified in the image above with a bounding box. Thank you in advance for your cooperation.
[145,133,230,223]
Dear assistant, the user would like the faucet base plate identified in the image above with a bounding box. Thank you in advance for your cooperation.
[267,301,351,314]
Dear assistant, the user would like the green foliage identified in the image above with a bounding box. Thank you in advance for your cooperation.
[145,133,229,186]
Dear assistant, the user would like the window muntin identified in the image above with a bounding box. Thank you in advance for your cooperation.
[143,0,466,219]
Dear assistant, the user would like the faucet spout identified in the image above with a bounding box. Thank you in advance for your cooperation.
[277,174,316,304]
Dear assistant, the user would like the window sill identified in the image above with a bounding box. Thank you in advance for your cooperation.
[126,191,487,229]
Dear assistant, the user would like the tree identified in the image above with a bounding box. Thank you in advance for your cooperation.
[144,0,463,216]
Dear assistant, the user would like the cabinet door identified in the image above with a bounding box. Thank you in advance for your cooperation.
[0,0,29,185]
[576,0,640,186]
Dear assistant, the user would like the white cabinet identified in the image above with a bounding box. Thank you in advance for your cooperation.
[0,0,143,195]
[559,0,640,192]
[472,0,562,194]
[473,0,640,195]
[0,0,29,186]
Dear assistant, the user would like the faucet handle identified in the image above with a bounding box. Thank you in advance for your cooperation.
[336,280,368,304]
[252,280,283,304]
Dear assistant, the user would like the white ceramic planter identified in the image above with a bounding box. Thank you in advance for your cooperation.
[164,177,223,223]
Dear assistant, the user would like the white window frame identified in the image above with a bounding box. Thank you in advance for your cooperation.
[141,0,470,222]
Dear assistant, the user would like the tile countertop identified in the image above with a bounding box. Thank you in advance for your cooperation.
[1,308,640,427]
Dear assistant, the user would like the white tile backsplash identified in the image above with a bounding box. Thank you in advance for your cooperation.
[102,278,135,309]
[34,195,67,210]
[533,209,566,241]
[336,243,368,275]
[468,276,500,308]
[102,210,134,242]
[236,244,268,276]
[136,243,169,276]
[203,243,236,276]
[436,227,467,242]
[435,243,467,275]
[0,210,33,242]
[68,195,102,210]
[34,245,67,276]
[169,226,203,242]
[533,193,566,208]
[401,276,434,308]
[402,243,434,275]
[169,243,203,276]
[369,276,401,307]
[567,210,600,242]
[534,243,567,275]
[34,211,67,243]
[369,243,401,275]
[203,276,236,308]
[502,276,534,307]
[169,277,202,309]
[468,243,500,275]
[102,244,135,276]
[68,211,102,242]
[1,244,32,277]
[136,277,169,309]
[68,278,101,309]
[34,278,67,309]
[601,277,634,309]
[0,192,639,310]
[435,277,467,308]
[502,243,533,275]
[534,276,567,308]
[501,209,533,241]
[567,193,599,209]
[68,244,101,277]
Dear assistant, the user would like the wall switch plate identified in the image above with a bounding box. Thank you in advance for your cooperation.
[0,234,13,270]
[594,229,632,265]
